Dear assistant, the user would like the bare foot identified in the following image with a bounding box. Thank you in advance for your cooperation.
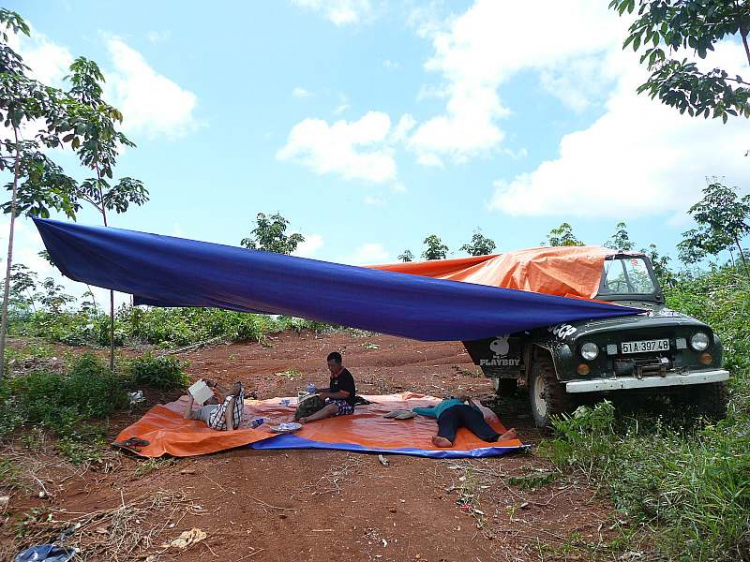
[432,436,453,448]
[497,428,517,441]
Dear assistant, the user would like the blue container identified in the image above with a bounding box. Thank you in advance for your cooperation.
[306,383,316,394]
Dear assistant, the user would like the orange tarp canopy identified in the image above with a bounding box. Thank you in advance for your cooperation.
[370,246,616,299]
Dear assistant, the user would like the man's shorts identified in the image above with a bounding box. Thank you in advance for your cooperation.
[326,399,354,416]
[189,405,218,423]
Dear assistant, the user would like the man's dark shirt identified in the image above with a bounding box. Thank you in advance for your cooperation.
[329,368,356,406]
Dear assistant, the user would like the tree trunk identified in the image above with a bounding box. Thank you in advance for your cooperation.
[734,235,750,280]
[96,176,116,372]
[741,26,750,68]
[0,130,22,382]
[86,284,98,311]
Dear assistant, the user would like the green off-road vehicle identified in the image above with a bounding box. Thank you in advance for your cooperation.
[463,251,730,427]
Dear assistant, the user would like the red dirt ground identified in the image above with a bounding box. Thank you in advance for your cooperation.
[0,331,623,561]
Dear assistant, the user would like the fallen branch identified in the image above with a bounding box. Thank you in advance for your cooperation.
[161,336,225,356]
[248,495,297,511]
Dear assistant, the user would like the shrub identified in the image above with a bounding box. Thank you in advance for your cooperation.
[5,353,126,434]
[9,305,334,349]
[129,352,188,390]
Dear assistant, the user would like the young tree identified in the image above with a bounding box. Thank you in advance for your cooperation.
[641,243,675,286]
[544,223,584,247]
[604,221,635,250]
[421,235,449,260]
[398,249,414,262]
[65,57,149,370]
[0,264,39,312]
[0,10,82,381]
[241,212,305,254]
[38,277,74,314]
[460,229,496,256]
[610,0,750,122]
[677,180,750,275]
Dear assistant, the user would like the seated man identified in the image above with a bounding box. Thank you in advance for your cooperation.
[183,379,245,431]
[299,352,356,424]
[413,395,516,448]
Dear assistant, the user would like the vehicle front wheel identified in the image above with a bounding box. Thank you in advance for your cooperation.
[690,381,728,421]
[529,353,569,428]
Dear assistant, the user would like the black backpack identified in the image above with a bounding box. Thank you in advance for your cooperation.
[294,395,326,420]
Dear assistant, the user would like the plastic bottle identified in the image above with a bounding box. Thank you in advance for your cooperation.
[306,382,316,395]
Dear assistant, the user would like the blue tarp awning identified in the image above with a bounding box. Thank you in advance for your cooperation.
[33,218,641,341]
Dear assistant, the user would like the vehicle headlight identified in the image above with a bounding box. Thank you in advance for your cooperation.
[580,342,599,361]
[690,332,710,351]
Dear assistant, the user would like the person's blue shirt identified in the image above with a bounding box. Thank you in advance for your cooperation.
[412,398,481,419]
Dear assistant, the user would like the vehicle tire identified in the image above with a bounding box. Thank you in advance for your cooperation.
[690,382,728,421]
[492,378,518,397]
[528,353,569,428]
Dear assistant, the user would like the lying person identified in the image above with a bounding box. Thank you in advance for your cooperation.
[298,351,356,424]
[183,379,245,431]
[413,395,516,448]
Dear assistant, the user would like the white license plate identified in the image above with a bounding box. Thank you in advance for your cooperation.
[621,339,670,354]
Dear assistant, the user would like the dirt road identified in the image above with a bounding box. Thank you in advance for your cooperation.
[1,331,618,561]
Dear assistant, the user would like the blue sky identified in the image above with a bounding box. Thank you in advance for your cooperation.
[3,0,749,302]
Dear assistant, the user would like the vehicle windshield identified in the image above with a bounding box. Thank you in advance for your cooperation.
[598,256,658,296]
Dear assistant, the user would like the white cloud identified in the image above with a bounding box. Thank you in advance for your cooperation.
[277,111,396,183]
[539,56,614,113]
[293,233,324,258]
[338,242,390,265]
[408,0,622,165]
[9,29,73,144]
[334,104,350,115]
[291,0,373,26]
[489,43,750,218]
[364,195,385,206]
[105,36,200,139]
[11,30,73,86]
[407,1,450,39]
[293,87,312,98]
[146,30,171,43]
[383,59,400,70]
[390,114,416,144]
[12,27,199,142]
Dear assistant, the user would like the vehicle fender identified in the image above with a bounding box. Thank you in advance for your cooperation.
[526,341,574,382]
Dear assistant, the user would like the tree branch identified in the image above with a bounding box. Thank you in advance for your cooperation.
[737,0,750,67]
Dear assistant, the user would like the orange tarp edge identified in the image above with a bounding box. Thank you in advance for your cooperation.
[370,246,616,299]
[115,393,522,458]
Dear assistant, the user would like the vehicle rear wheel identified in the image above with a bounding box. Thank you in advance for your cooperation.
[492,378,518,397]
[529,353,569,428]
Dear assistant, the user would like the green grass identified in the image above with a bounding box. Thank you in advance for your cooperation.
[541,266,750,561]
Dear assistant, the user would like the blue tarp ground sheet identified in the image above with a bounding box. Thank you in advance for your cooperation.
[250,433,525,459]
[33,218,641,341]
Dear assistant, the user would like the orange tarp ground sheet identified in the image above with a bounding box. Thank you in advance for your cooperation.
[370,246,615,299]
[114,393,523,458]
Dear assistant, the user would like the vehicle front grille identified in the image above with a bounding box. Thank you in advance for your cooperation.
[613,355,671,378]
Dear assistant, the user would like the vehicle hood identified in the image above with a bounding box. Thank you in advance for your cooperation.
[566,303,707,336]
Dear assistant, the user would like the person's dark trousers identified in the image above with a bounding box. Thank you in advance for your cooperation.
[437,405,500,443]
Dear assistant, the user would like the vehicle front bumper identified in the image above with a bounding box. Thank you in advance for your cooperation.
[564,369,730,394]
